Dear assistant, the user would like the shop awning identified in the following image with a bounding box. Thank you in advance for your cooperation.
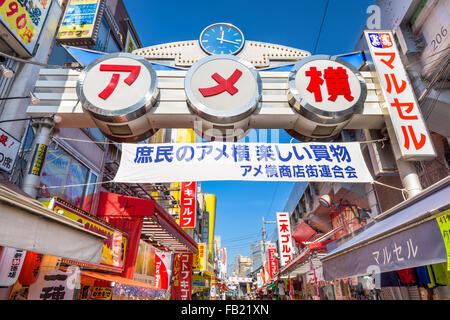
[98,192,198,254]
[292,221,317,244]
[0,178,104,264]
[279,248,327,277]
[322,176,450,280]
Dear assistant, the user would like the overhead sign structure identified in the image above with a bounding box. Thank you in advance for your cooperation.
[277,212,294,266]
[365,30,436,161]
[0,0,53,57]
[77,52,159,142]
[114,142,373,183]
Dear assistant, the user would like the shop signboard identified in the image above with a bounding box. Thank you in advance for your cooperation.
[276,212,294,266]
[0,247,26,287]
[268,243,278,280]
[0,0,52,57]
[210,275,216,300]
[171,253,193,300]
[89,286,113,300]
[154,251,173,290]
[365,30,436,161]
[200,211,209,244]
[42,198,128,272]
[0,129,20,173]
[57,0,103,42]
[193,243,207,271]
[114,142,373,183]
[180,182,197,229]
[28,270,75,300]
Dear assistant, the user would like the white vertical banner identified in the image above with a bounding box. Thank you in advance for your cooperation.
[276,212,294,267]
[365,30,436,161]
[28,270,75,300]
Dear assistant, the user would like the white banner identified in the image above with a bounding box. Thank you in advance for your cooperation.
[277,212,294,266]
[114,142,373,183]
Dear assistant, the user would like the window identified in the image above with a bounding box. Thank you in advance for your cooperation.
[38,143,99,213]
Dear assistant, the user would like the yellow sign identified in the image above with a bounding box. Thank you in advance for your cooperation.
[436,210,450,271]
[29,144,47,176]
[57,0,101,40]
[90,287,113,300]
[0,0,35,45]
[193,243,206,271]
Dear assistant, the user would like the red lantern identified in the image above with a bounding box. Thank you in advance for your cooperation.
[18,252,43,285]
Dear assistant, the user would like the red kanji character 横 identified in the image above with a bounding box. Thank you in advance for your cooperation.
[323,66,354,102]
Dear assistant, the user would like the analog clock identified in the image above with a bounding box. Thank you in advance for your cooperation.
[199,23,245,55]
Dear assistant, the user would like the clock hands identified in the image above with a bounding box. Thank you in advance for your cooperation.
[218,31,224,44]
[216,37,239,45]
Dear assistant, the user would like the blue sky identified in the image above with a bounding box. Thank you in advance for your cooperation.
[124,0,374,270]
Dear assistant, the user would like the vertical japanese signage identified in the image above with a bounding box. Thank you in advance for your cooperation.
[365,30,436,161]
[276,212,293,266]
[172,253,193,300]
[29,143,47,176]
[268,243,278,280]
[0,129,20,173]
[193,243,207,271]
[180,182,197,228]
[210,275,216,300]
[0,247,26,287]
[0,0,52,56]
[154,251,173,290]
[436,210,450,271]
[57,0,102,40]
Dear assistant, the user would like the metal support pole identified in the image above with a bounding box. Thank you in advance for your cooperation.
[21,117,55,198]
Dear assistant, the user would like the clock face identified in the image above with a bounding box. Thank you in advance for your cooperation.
[199,23,245,55]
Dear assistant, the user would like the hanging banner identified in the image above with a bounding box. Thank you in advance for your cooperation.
[154,251,173,290]
[180,182,197,229]
[210,275,216,300]
[268,243,279,280]
[115,142,373,183]
[171,253,193,300]
[365,30,436,161]
[277,212,294,266]
[0,247,26,287]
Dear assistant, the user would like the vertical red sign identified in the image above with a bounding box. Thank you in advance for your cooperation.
[171,253,193,300]
[268,243,279,280]
[180,182,197,228]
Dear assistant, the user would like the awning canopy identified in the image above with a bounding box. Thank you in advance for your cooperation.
[0,178,104,264]
[322,176,450,281]
[279,248,327,277]
[98,192,198,254]
[292,221,317,244]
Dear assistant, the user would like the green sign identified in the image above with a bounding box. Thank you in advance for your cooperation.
[436,210,450,271]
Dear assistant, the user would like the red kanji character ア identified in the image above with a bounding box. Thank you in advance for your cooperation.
[98,64,141,100]
[323,66,354,102]
[384,74,407,94]
[401,125,426,150]
[374,52,396,69]
[305,66,324,102]
[390,98,418,120]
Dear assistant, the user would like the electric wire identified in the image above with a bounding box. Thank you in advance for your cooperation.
[312,0,330,54]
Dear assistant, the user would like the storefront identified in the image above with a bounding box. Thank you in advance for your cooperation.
[321,176,450,300]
